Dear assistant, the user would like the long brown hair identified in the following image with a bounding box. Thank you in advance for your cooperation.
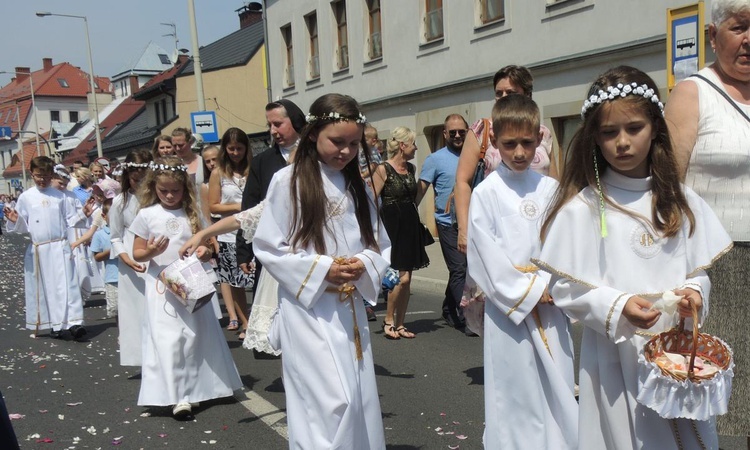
[217,127,251,179]
[289,93,379,254]
[541,66,695,240]
[119,149,152,210]
[137,156,202,234]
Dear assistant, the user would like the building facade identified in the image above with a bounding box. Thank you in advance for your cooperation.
[265,0,715,223]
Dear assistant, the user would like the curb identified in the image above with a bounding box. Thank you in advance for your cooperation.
[411,275,445,296]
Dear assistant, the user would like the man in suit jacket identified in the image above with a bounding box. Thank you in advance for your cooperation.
[237,99,306,276]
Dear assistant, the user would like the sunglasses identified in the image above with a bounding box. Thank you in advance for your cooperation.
[446,129,467,138]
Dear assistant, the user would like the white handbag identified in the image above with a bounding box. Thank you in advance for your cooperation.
[157,254,217,313]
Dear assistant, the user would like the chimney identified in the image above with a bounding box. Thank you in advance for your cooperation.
[14,67,30,83]
[43,58,53,70]
[238,2,262,29]
[129,74,140,95]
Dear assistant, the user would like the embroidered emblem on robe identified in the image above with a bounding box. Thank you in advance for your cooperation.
[630,223,661,258]
[519,199,541,221]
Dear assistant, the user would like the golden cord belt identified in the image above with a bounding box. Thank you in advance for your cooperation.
[515,264,552,357]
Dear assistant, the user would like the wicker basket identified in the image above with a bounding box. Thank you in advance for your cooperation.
[637,298,734,420]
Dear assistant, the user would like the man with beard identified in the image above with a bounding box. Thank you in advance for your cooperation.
[417,114,475,335]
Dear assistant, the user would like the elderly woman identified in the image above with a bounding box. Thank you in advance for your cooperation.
[665,0,750,442]
[372,126,430,339]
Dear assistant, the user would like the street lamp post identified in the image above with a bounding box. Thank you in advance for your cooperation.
[36,11,103,157]
[0,70,42,156]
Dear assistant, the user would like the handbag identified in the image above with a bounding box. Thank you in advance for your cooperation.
[421,222,435,246]
[446,118,491,229]
[157,254,218,313]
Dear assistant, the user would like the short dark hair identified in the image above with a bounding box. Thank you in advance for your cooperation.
[30,156,55,173]
[492,65,534,97]
[491,95,540,138]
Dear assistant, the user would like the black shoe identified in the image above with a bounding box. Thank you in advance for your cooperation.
[69,325,87,340]
[50,329,63,339]
[442,312,456,328]
[366,306,377,322]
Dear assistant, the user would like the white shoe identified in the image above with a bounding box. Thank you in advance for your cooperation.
[172,402,192,418]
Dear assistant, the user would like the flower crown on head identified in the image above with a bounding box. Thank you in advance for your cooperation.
[581,82,664,120]
[53,164,70,179]
[305,111,367,124]
[121,162,149,170]
[148,161,188,172]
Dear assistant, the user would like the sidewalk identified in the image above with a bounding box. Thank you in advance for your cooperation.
[411,238,450,295]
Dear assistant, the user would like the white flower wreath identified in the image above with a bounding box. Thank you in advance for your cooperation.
[305,111,367,124]
[581,82,664,119]
[148,161,188,172]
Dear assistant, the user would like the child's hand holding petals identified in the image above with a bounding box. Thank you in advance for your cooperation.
[623,296,661,329]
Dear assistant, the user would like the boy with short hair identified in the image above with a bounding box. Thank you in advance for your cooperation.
[466,95,578,449]
[4,156,87,340]
[89,200,118,318]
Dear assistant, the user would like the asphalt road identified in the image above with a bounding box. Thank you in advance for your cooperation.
[0,232,744,449]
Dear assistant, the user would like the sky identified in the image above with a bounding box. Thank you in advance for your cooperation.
[2,1,254,85]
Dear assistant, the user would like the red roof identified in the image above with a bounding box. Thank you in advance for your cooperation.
[2,132,52,178]
[0,60,110,138]
[63,97,145,166]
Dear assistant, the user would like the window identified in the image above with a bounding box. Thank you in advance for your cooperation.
[306,13,320,79]
[69,111,79,122]
[158,53,171,64]
[424,0,443,42]
[155,102,161,126]
[332,0,349,70]
[479,0,504,25]
[50,111,60,122]
[160,98,168,123]
[281,24,295,87]
[57,78,69,88]
[366,0,382,60]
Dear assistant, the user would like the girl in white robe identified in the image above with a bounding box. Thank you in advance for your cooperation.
[109,150,151,366]
[534,66,732,450]
[5,157,87,336]
[253,94,390,449]
[131,156,241,419]
[467,95,578,450]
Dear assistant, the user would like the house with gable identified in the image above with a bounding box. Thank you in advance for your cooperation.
[0,58,111,194]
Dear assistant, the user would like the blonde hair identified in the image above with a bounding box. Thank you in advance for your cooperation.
[386,126,416,158]
[137,156,202,234]
[74,167,95,185]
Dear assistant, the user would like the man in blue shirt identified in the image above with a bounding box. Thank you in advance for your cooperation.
[418,114,474,335]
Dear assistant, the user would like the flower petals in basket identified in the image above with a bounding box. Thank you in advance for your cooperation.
[637,296,734,420]
[158,254,218,313]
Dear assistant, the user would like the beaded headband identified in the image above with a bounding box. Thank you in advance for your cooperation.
[581,82,664,120]
[121,162,149,170]
[53,164,70,179]
[305,111,367,124]
[148,161,188,172]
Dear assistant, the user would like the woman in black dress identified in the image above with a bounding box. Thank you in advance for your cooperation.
[373,126,429,339]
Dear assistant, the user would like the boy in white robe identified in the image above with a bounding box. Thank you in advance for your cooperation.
[4,156,87,339]
[467,95,578,450]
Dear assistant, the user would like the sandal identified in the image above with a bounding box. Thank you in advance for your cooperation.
[396,326,415,339]
[382,321,400,340]
[239,331,246,341]
[226,319,239,331]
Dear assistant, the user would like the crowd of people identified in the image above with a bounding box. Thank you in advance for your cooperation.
[2,1,749,448]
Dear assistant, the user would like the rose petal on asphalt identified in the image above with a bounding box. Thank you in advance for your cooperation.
[112,436,123,445]
[158,433,168,438]
[456,435,468,440]
[58,414,64,420]
[434,427,442,432]
[448,446,459,449]
[452,421,460,425]
[36,438,54,443]
[66,402,83,406]
[8,413,24,420]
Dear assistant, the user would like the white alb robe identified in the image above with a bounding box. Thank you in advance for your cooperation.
[254,163,391,450]
[467,165,578,450]
[7,186,86,331]
[130,205,242,406]
[534,171,732,450]
[110,192,146,366]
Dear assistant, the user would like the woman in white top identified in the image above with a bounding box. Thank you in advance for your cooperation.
[209,128,254,339]
[665,0,750,441]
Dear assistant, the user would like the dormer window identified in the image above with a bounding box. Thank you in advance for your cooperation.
[57,78,69,88]
[158,54,171,64]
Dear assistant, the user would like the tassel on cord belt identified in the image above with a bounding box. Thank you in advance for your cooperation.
[326,256,365,360]
[515,264,552,357]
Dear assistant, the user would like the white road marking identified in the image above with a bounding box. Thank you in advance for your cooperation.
[234,387,288,440]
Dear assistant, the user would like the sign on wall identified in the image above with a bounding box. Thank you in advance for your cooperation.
[667,2,705,91]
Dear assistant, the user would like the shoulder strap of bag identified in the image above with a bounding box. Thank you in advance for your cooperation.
[691,73,750,124]
[479,118,491,159]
